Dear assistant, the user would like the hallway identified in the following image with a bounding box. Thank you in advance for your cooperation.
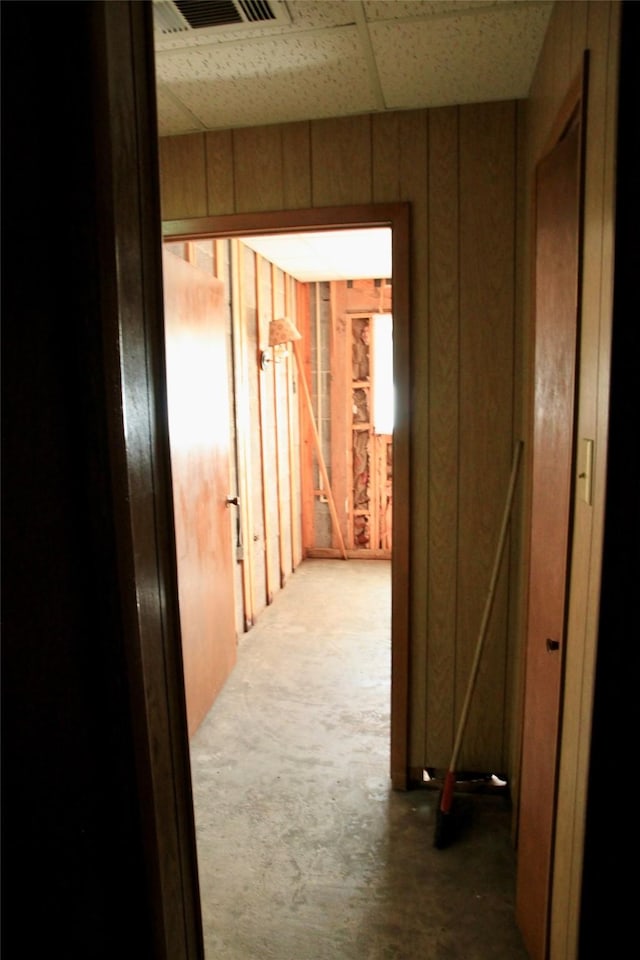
[189,559,528,959]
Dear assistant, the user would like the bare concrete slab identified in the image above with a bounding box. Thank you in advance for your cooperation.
[190,559,528,959]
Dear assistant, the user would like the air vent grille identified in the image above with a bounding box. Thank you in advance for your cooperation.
[153,0,289,40]
[239,1,276,22]
[174,1,241,29]
[172,0,276,30]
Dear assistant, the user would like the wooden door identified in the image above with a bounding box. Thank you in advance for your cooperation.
[163,249,237,738]
[516,118,581,958]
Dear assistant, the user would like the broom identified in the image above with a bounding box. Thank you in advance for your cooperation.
[434,440,523,849]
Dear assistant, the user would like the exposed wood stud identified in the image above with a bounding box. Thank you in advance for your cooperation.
[293,339,347,560]
[256,252,277,604]
[271,262,288,587]
[285,275,302,569]
[230,238,256,629]
[296,282,315,555]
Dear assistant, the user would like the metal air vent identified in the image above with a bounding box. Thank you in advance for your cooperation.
[153,0,289,36]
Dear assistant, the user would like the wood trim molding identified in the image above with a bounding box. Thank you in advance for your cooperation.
[94,3,204,956]
[162,203,412,240]
[538,52,590,164]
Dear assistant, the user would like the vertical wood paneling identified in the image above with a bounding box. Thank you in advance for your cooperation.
[310,115,372,206]
[282,121,312,209]
[158,133,207,219]
[160,102,520,783]
[233,126,284,213]
[372,113,400,202]
[256,255,278,603]
[205,130,235,215]
[507,98,530,799]
[395,111,430,768]
[458,101,515,771]
[426,106,460,769]
[153,14,623,941]
[230,239,256,629]
[217,238,246,642]
[242,247,267,615]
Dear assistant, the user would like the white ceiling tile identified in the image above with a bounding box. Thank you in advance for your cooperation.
[242,229,392,282]
[156,27,379,130]
[154,0,553,136]
[155,84,203,136]
[287,1,362,30]
[364,0,505,21]
[154,1,359,51]
[370,4,553,109]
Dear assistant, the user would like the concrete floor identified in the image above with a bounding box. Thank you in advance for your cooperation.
[189,559,529,959]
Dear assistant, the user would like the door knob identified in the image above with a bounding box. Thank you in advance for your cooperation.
[226,495,239,507]
[546,638,560,652]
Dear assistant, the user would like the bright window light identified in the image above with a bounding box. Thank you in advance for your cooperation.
[372,313,394,435]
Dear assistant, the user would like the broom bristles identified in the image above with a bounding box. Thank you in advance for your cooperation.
[440,769,456,813]
[433,770,458,849]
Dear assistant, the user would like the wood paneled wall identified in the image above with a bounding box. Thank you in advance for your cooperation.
[234,243,301,622]
[159,101,519,777]
[164,238,301,631]
[519,4,621,959]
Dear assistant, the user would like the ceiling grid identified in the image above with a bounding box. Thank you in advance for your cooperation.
[153,0,554,136]
[154,0,553,279]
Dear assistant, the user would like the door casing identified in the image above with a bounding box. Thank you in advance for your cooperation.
[163,204,412,789]
[516,65,587,960]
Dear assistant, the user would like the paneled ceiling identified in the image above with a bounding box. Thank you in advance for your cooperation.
[241,227,392,281]
[153,0,553,136]
[154,0,553,279]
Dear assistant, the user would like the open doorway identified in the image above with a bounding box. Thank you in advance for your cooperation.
[163,225,394,663]
[241,227,395,561]
[160,216,406,957]
[161,204,411,791]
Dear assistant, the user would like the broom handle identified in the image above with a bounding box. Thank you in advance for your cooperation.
[293,340,348,560]
[448,440,523,774]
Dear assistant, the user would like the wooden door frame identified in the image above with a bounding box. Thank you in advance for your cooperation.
[91,4,205,956]
[162,204,412,790]
[517,58,588,960]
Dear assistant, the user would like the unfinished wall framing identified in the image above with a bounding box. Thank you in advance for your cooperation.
[299,277,394,559]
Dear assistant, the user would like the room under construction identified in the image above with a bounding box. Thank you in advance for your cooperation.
[162,235,395,736]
